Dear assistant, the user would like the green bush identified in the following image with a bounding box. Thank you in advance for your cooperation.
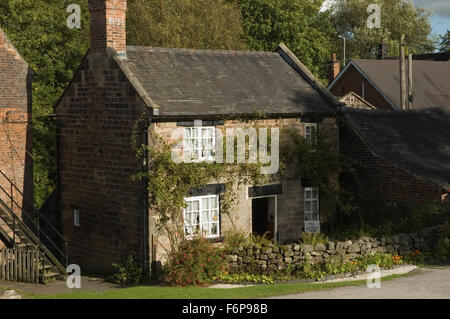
[111,253,145,286]
[163,236,229,286]
[301,232,329,246]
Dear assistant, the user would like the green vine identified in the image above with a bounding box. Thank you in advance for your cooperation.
[133,119,272,256]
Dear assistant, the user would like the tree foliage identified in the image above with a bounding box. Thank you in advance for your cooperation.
[232,0,334,82]
[127,0,246,49]
[329,0,434,60]
[438,30,449,52]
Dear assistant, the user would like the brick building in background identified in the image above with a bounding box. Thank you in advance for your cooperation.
[54,0,343,275]
[0,27,33,248]
[328,58,450,111]
[340,107,450,206]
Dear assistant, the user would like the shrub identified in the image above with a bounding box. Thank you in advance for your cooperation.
[301,232,329,246]
[222,229,250,253]
[111,253,145,286]
[163,236,229,286]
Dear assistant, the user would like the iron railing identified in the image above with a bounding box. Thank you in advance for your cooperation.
[0,170,68,269]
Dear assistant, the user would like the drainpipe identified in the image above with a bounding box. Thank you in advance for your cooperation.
[142,117,151,279]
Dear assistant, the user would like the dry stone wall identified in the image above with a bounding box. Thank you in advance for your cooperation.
[226,225,444,273]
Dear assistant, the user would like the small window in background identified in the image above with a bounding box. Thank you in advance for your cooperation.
[74,209,80,227]
[304,123,317,145]
[304,187,320,233]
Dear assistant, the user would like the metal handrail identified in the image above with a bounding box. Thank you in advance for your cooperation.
[0,170,68,267]
[0,185,67,259]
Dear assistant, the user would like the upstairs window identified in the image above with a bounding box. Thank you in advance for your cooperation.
[304,123,317,144]
[183,194,220,239]
[183,127,215,162]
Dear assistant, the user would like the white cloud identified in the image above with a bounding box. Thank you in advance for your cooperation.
[414,0,450,18]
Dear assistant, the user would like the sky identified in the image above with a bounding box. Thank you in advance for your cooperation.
[321,0,450,36]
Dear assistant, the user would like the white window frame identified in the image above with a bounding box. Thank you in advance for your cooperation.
[304,123,317,144]
[304,186,320,233]
[183,194,220,239]
[74,209,80,227]
[183,126,216,162]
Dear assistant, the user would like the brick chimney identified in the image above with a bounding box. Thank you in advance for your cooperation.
[88,0,127,55]
[377,38,388,60]
[328,53,340,84]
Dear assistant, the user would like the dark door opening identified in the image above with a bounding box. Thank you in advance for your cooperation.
[252,197,275,239]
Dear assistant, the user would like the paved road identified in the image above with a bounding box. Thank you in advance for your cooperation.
[269,266,450,299]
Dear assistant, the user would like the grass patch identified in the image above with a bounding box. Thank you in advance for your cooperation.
[28,271,418,299]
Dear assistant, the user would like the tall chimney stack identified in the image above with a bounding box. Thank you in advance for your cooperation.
[328,53,340,85]
[377,38,388,60]
[88,0,127,55]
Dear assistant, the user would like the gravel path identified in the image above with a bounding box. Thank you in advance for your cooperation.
[269,266,450,299]
[0,276,120,296]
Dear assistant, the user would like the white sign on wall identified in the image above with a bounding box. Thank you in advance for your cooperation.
[304,220,320,234]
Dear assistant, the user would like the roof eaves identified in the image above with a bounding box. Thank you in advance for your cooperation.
[0,27,34,74]
[107,47,160,115]
[277,43,345,110]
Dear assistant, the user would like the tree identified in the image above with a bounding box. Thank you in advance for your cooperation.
[0,0,89,207]
[232,0,335,82]
[127,0,246,50]
[438,30,449,52]
[329,0,434,60]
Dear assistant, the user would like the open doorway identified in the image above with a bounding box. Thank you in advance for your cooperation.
[252,196,277,240]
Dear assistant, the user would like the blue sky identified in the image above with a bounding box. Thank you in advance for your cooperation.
[414,0,450,36]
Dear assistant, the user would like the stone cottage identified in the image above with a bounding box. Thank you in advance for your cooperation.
[53,0,343,275]
[0,27,33,248]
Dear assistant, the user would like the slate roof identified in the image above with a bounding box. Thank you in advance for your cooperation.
[344,108,450,190]
[335,59,450,112]
[112,45,341,118]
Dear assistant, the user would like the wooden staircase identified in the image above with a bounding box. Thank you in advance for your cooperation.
[0,171,67,282]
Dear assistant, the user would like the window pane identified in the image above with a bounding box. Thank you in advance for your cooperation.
[202,198,209,210]
[306,190,311,199]
[192,200,199,211]
[211,223,218,236]
[192,212,199,225]
[210,197,217,209]
[305,201,311,213]
[184,128,191,139]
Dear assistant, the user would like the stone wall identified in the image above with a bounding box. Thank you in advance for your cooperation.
[226,225,444,273]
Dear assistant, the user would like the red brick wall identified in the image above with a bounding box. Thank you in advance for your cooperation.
[340,119,442,204]
[0,29,33,248]
[56,51,148,275]
[89,0,127,54]
[330,65,394,110]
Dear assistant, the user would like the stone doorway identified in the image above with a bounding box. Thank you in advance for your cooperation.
[251,196,277,240]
